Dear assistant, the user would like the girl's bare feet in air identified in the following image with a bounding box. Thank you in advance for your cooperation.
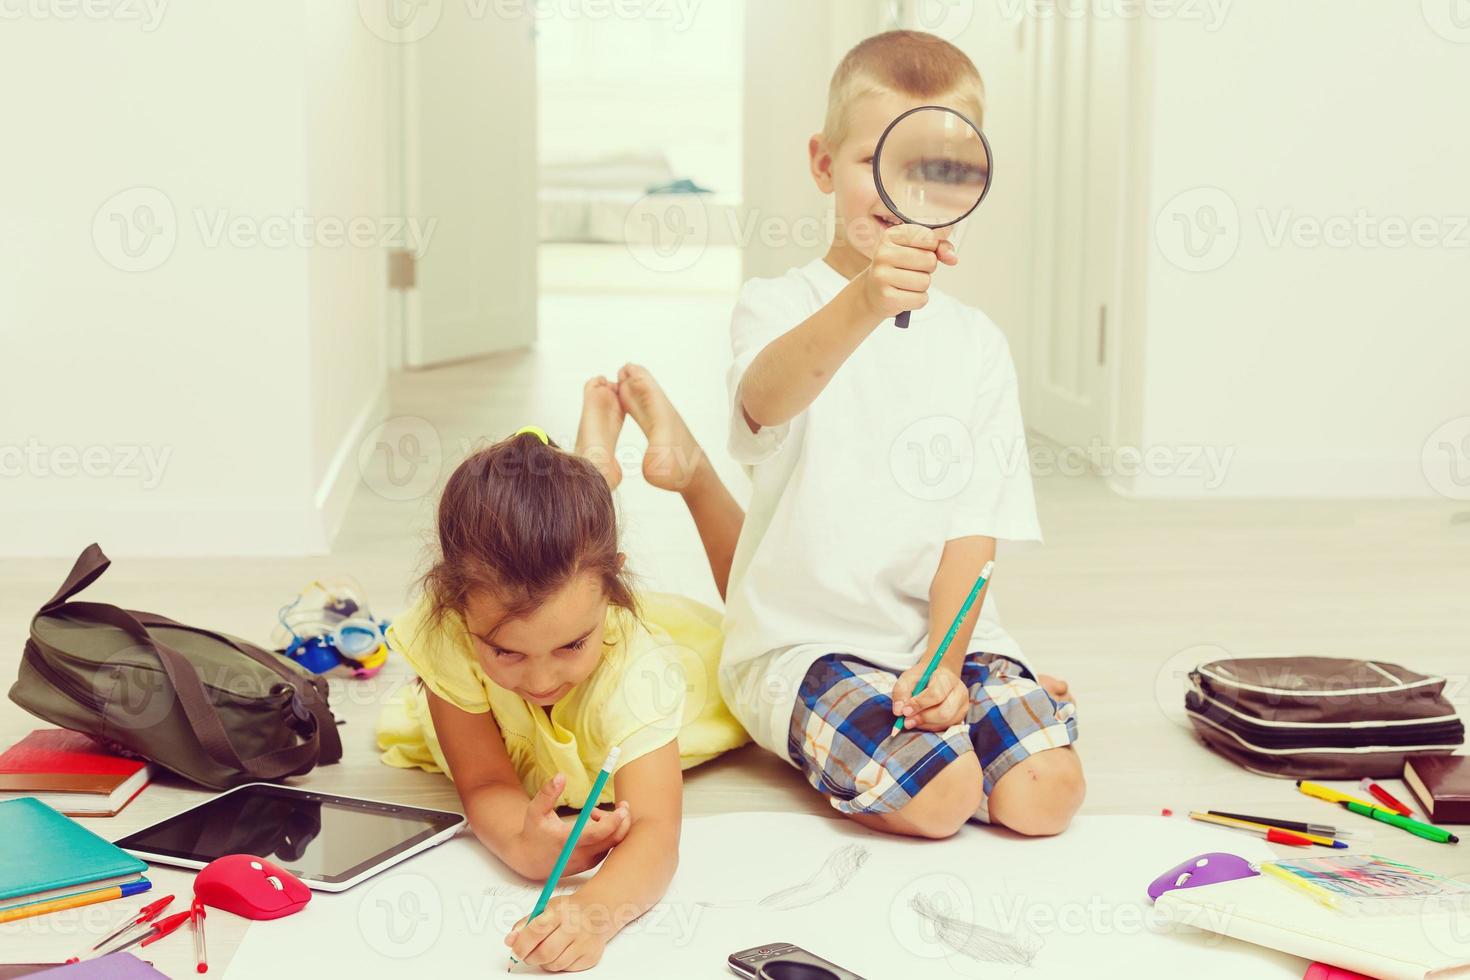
[616,363,706,492]
[575,375,626,489]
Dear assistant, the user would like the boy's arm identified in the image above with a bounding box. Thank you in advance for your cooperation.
[892,535,996,730]
[505,741,683,970]
[737,225,956,432]
[426,690,629,880]
[737,276,882,432]
[929,535,997,677]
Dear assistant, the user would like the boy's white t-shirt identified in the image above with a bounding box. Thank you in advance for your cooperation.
[718,258,1044,759]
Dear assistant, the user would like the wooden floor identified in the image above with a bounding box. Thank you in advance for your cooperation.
[3,290,1468,974]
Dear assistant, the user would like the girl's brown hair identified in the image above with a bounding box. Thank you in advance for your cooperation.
[423,432,635,630]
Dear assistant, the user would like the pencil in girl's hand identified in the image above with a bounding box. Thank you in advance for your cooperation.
[508,746,621,971]
[891,561,994,735]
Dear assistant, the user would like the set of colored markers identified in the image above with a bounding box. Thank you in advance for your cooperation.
[1188,778,1459,850]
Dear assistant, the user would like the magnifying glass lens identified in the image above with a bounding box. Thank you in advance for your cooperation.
[874,107,991,228]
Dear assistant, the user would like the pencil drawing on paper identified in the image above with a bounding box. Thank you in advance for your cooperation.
[699,843,871,911]
[910,892,1043,967]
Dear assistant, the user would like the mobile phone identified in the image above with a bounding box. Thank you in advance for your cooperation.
[727,942,866,980]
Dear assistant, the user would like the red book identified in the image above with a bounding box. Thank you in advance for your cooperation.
[1403,755,1470,825]
[0,730,151,817]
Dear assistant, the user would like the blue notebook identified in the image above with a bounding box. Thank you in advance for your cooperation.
[0,798,147,905]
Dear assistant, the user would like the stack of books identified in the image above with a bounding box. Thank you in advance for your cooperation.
[0,729,151,817]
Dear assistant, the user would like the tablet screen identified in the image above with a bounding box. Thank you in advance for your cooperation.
[114,784,463,885]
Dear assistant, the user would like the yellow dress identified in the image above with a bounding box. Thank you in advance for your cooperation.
[375,591,749,808]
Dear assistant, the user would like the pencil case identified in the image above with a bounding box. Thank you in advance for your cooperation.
[1185,656,1464,779]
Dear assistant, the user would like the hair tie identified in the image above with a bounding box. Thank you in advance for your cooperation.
[513,425,550,445]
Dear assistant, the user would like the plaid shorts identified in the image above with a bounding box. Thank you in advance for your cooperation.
[786,651,1079,818]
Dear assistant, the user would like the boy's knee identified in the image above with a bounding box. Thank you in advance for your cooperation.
[889,754,985,839]
[988,748,1085,837]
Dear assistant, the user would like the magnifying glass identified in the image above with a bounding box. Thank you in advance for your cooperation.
[871,105,993,328]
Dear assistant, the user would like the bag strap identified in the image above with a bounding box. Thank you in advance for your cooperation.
[39,543,111,613]
[130,613,342,766]
[65,602,332,780]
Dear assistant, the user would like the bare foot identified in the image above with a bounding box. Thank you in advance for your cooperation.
[575,376,626,489]
[1039,673,1074,704]
[616,363,705,491]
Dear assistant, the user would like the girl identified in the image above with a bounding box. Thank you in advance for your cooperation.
[375,364,749,972]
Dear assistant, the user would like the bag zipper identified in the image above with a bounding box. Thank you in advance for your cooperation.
[1186,691,1466,749]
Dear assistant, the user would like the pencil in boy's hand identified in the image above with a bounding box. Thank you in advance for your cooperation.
[892,560,993,735]
[508,746,621,970]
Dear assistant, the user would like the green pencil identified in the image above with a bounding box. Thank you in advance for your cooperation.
[508,745,621,969]
[1339,800,1459,844]
[891,560,994,735]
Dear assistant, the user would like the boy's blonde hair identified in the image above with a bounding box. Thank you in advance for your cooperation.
[823,30,986,149]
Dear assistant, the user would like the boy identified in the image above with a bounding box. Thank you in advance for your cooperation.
[718,31,1084,840]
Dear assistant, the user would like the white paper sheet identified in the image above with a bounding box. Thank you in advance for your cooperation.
[225,814,1307,979]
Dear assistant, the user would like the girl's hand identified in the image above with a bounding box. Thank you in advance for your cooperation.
[892,664,969,732]
[515,774,631,878]
[506,894,613,972]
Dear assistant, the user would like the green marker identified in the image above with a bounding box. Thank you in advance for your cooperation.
[509,745,621,969]
[892,560,994,735]
[1339,800,1460,844]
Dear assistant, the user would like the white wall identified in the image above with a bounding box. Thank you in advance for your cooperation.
[0,3,388,556]
[740,0,883,281]
[1128,1,1470,498]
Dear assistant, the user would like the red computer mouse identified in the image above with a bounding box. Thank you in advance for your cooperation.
[194,854,312,920]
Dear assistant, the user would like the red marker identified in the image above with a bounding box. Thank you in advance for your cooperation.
[192,897,209,974]
[1359,778,1412,817]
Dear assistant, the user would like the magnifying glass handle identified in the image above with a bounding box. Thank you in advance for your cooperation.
[895,311,911,329]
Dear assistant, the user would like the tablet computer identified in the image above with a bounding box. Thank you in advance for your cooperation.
[113,783,465,892]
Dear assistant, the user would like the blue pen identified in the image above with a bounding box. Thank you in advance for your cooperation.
[892,560,994,734]
[508,745,621,970]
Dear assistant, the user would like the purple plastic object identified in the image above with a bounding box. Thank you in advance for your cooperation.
[1147,852,1259,903]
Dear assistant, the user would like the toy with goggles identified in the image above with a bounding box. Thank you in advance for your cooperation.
[273,580,390,679]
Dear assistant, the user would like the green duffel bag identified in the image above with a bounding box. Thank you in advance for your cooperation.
[9,543,342,790]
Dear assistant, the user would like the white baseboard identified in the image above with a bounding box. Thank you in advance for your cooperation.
[1109,452,1452,500]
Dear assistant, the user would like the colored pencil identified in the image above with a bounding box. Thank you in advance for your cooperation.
[1205,811,1361,839]
[0,879,151,925]
[1339,800,1458,844]
[508,746,621,970]
[892,560,994,735]
[1189,812,1339,848]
